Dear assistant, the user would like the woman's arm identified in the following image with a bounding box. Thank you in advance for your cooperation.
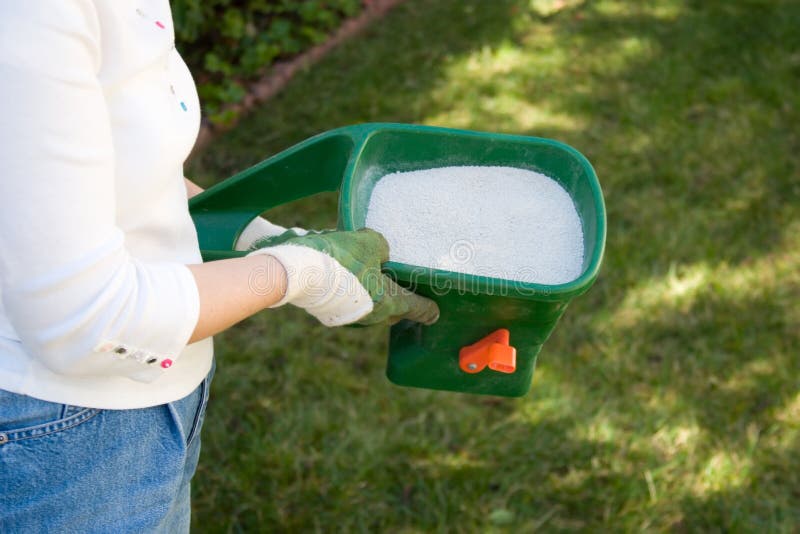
[184,177,204,199]
[185,176,296,251]
[186,254,286,343]
[182,176,290,342]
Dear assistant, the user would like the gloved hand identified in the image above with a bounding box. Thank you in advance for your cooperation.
[248,229,440,327]
[234,216,309,252]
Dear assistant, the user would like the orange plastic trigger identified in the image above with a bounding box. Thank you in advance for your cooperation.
[459,329,517,374]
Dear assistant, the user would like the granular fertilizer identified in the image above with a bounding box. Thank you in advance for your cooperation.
[365,166,584,285]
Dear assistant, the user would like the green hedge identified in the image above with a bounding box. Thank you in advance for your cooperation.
[172,0,363,125]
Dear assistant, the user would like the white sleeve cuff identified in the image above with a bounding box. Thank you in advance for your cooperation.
[3,251,202,382]
[102,260,201,382]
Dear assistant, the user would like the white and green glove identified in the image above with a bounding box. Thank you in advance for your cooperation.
[248,228,440,327]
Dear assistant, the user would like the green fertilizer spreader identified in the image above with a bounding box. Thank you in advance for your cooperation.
[190,123,606,397]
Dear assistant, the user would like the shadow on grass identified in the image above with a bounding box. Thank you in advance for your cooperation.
[187,0,800,530]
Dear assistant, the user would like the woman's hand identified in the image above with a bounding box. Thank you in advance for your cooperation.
[249,229,440,327]
[183,178,307,252]
[233,216,308,252]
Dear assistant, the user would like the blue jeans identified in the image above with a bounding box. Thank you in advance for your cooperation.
[0,362,214,533]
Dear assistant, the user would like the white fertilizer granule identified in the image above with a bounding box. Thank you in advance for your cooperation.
[365,166,584,285]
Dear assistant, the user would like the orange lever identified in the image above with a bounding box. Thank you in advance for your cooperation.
[459,329,517,374]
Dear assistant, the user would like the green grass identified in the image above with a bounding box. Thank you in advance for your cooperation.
[186,0,800,531]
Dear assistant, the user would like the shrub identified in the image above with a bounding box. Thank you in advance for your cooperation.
[172,0,363,124]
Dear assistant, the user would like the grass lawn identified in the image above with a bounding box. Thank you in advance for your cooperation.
[186,0,800,531]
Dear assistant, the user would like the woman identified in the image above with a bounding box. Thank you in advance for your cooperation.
[0,2,437,531]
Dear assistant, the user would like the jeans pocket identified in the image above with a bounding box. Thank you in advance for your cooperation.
[185,372,211,447]
[0,389,100,446]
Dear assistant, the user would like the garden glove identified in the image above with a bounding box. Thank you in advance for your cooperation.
[233,216,308,251]
[248,229,440,327]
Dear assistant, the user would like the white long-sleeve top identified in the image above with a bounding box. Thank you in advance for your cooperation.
[0,1,214,409]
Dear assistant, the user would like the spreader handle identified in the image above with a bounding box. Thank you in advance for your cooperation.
[189,124,380,261]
